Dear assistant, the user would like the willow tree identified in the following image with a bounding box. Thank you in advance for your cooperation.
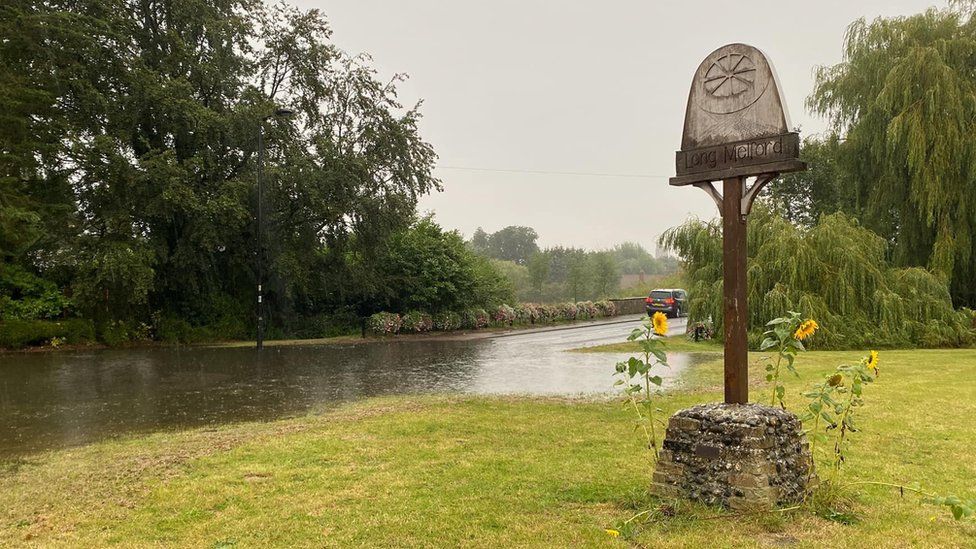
[662,209,973,349]
[809,3,976,307]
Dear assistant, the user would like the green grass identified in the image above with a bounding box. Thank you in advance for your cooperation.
[571,335,723,354]
[2,350,976,547]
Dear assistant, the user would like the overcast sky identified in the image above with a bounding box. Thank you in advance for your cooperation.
[295,0,940,250]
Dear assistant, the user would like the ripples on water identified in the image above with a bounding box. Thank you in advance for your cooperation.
[0,318,715,457]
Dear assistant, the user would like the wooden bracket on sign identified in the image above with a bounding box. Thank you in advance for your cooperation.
[741,173,777,217]
[693,181,723,213]
[692,173,779,218]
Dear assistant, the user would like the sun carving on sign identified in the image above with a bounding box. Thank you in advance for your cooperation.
[703,53,756,98]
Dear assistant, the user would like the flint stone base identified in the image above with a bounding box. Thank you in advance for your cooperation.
[651,403,815,510]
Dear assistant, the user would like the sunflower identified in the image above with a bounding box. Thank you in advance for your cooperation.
[867,350,879,374]
[605,529,620,538]
[794,319,819,341]
[652,312,669,336]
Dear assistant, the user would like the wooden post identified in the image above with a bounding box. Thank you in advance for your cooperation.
[722,177,748,404]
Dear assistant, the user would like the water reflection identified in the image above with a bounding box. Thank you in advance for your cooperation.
[0,317,714,457]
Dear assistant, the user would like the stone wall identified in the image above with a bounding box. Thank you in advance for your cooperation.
[609,297,647,315]
[651,403,814,509]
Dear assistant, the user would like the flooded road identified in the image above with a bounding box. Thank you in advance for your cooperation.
[0,316,712,457]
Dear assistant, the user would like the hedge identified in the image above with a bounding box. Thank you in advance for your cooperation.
[0,318,96,349]
[367,301,618,337]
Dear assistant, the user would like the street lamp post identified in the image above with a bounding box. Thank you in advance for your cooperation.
[256,107,294,350]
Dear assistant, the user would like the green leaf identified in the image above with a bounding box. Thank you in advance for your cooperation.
[760,337,778,350]
[650,348,667,364]
[649,375,663,386]
[627,357,641,377]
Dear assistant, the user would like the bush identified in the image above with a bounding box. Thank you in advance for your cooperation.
[559,302,578,321]
[595,300,617,317]
[576,301,598,320]
[492,304,516,326]
[461,308,490,329]
[367,312,401,335]
[281,312,360,339]
[433,311,461,331]
[401,311,433,333]
[99,320,145,347]
[0,265,72,320]
[513,303,533,324]
[156,316,195,344]
[0,318,96,349]
[375,217,515,313]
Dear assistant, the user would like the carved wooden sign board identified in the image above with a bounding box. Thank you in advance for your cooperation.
[670,43,806,189]
[669,44,806,405]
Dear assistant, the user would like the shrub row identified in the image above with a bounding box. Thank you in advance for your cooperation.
[367,301,618,335]
[0,319,96,349]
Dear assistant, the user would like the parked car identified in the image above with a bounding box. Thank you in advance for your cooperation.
[645,288,687,318]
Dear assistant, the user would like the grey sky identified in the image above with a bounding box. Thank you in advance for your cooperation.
[297,0,940,250]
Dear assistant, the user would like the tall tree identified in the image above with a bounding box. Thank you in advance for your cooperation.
[566,254,589,302]
[764,135,853,227]
[809,3,976,306]
[1,0,440,327]
[589,251,618,299]
[526,252,550,300]
[662,208,972,348]
[469,227,489,254]
[485,225,539,265]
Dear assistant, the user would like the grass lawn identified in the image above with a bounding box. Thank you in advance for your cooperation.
[2,349,975,547]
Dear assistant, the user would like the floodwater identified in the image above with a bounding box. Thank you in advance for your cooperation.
[0,316,714,458]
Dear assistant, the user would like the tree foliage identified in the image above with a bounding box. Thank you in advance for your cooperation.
[473,225,540,265]
[0,0,462,337]
[807,3,976,306]
[662,209,974,349]
[368,217,513,314]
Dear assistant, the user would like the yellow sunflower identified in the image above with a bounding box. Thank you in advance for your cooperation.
[867,350,879,373]
[652,312,669,336]
[794,319,819,341]
[605,529,620,538]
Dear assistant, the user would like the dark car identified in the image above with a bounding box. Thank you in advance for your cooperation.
[645,288,687,318]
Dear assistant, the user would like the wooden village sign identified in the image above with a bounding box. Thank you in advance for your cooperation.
[670,43,806,405]
[651,44,813,509]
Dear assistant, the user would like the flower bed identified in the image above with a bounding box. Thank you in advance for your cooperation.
[366,301,618,337]
[367,312,402,335]
[433,311,461,331]
[401,311,433,333]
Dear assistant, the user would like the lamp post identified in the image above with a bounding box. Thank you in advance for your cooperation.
[256,107,294,350]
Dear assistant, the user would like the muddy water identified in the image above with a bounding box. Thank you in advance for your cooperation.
[0,317,715,457]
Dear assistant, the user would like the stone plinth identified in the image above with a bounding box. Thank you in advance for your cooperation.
[651,403,814,509]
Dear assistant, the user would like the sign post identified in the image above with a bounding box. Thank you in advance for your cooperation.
[668,43,806,404]
[651,44,813,510]
[721,176,748,404]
